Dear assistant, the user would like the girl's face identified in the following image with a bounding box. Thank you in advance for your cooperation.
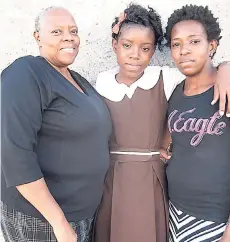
[112,24,155,79]
[170,20,217,77]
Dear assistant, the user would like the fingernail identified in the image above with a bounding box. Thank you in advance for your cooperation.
[219,111,224,116]
[226,113,230,118]
[211,101,215,105]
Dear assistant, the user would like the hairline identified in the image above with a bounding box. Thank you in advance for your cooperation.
[34,6,71,33]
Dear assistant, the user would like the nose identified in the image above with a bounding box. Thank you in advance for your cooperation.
[130,46,140,60]
[180,43,191,56]
[63,30,74,42]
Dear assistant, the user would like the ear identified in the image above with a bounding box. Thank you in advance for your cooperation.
[112,38,118,53]
[33,31,41,47]
[209,39,218,56]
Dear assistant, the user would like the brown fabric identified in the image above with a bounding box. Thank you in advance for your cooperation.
[94,74,168,242]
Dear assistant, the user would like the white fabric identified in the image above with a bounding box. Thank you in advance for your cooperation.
[110,151,160,155]
[96,65,185,102]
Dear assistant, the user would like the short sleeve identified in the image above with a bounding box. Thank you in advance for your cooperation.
[161,66,185,100]
[1,56,51,187]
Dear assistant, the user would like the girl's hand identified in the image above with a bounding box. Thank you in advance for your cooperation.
[160,148,171,164]
[212,62,230,117]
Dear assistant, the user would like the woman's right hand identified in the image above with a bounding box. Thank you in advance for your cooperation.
[53,220,77,242]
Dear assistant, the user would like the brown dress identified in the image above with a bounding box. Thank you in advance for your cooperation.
[94,74,168,242]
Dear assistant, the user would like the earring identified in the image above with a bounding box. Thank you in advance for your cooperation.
[210,49,216,58]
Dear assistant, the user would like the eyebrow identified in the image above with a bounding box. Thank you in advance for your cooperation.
[120,38,153,44]
[51,25,78,29]
[172,34,203,40]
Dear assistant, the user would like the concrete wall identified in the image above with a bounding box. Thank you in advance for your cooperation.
[1,0,230,84]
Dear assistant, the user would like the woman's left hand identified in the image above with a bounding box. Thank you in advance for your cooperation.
[212,62,230,117]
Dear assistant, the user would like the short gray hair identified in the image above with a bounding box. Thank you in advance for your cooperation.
[34,6,68,32]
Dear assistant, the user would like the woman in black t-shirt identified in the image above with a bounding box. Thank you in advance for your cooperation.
[161,5,230,242]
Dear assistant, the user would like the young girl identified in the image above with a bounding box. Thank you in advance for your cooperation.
[161,5,230,242]
[94,3,230,242]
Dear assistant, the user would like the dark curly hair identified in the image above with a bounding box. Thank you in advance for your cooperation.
[165,4,222,56]
[111,3,164,50]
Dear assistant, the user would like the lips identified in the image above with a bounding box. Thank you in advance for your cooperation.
[125,63,142,69]
[179,60,195,64]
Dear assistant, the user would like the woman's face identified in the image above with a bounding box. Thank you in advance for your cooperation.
[34,8,80,68]
[170,20,216,77]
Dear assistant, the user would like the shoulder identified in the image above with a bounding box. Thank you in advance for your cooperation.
[169,81,184,101]
[143,66,182,84]
[144,66,162,81]
[2,55,42,71]
[97,67,119,80]
[161,66,185,82]
[145,65,162,74]
[1,55,46,80]
[96,67,126,101]
[96,67,118,89]
[144,66,181,77]
[1,56,52,96]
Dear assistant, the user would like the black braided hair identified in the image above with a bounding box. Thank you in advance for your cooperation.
[111,3,164,50]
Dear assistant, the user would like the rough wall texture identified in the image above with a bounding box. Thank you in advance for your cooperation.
[1,0,230,84]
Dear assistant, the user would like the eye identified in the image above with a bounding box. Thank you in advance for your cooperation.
[51,29,62,35]
[71,29,78,35]
[123,43,131,49]
[142,47,150,52]
[191,39,200,44]
[171,42,180,48]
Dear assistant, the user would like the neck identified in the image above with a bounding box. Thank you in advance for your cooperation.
[116,70,144,86]
[43,57,70,78]
[185,63,216,90]
[55,67,70,77]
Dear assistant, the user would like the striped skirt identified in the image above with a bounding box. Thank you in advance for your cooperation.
[1,202,93,242]
[169,201,226,242]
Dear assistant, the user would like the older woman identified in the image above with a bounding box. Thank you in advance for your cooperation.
[1,7,112,242]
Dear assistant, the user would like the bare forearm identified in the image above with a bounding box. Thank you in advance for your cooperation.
[16,178,67,227]
[161,125,172,150]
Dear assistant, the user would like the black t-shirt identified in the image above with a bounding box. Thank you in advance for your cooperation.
[1,56,112,222]
[166,82,230,223]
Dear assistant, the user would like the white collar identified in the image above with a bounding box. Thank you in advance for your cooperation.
[96,66,162,102]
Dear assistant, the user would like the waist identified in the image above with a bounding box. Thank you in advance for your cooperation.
[169,198,230,224]
[110,147,160,162]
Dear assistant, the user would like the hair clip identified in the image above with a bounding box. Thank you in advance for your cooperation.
[112,12,127,35]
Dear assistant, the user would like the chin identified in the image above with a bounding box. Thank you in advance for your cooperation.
[61,57,77,66]
[127,70,144,79]
[179,68,198,77]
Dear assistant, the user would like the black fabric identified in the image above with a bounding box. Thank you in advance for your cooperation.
[1,56,112,222]
[166,82,230,223]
